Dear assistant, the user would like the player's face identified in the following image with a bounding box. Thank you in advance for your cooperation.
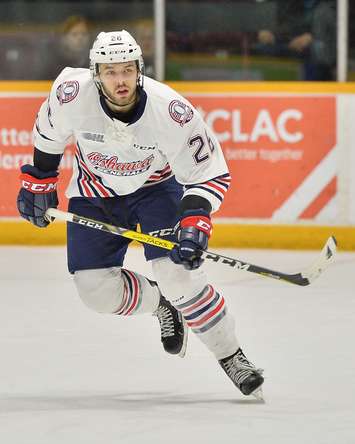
[99,62,139,108]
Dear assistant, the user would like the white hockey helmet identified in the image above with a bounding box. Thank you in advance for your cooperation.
[89,30,145,86]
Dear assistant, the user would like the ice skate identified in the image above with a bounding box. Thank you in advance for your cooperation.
[154,294,188,358]
[219,348,264,399]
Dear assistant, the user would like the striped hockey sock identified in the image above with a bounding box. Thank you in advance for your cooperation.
[175,284,226,334]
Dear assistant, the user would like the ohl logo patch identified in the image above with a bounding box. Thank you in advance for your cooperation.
[56,81,80,105]
[168,100,194,127]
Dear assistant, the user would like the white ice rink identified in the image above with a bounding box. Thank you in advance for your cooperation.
[0,245,354,444]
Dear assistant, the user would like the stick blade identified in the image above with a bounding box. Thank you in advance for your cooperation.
[300,236,337,285]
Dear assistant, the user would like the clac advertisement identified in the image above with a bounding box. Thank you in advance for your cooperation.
[188,95,336,221]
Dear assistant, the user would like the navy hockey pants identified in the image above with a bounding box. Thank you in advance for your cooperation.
[67,177,183,273]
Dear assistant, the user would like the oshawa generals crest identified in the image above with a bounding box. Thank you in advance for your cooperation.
[168,100,194,127]
[87,152,154,176]
[56,81,80,105]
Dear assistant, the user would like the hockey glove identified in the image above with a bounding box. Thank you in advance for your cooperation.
[17,164,59,228]
[169,209,212,270]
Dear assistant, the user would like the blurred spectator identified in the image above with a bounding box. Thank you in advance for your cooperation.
[40,15,92,80]
[255,0,336,80]
[0,32,40,80]
[134,19,155,78]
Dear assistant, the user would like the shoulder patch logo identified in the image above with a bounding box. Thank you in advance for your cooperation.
[56,80,79,105]
[168,100,193,127]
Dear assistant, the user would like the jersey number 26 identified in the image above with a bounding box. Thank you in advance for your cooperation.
[188,131,215,165]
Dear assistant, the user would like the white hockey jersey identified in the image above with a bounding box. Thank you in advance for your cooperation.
[34,67,231,212]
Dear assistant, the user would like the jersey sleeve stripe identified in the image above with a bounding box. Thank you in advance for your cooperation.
[213,177,231,187]
[213,173,232,182]
[203,180,227,194]
[185,185,224,202]
[184,173,231,202]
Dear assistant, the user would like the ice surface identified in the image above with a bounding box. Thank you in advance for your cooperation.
[0,245,354,444]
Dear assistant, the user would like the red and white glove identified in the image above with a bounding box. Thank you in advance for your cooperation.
[17,164,59,227]
[169,209,212,270]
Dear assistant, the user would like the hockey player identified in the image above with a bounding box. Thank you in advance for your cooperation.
[17,30,264,397]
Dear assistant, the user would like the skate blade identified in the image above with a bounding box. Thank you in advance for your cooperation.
[251,387,264,401]
[178,317,188,358]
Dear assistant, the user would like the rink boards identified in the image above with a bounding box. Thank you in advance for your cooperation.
[1,81,355,250]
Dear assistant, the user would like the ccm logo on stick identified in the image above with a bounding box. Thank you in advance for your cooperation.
[78,219,104,229]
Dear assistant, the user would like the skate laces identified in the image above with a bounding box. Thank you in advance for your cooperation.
[223,351,263,386]
[155,305,175,338]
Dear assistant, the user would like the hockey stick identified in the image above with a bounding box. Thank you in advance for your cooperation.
[46,208,337,286]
